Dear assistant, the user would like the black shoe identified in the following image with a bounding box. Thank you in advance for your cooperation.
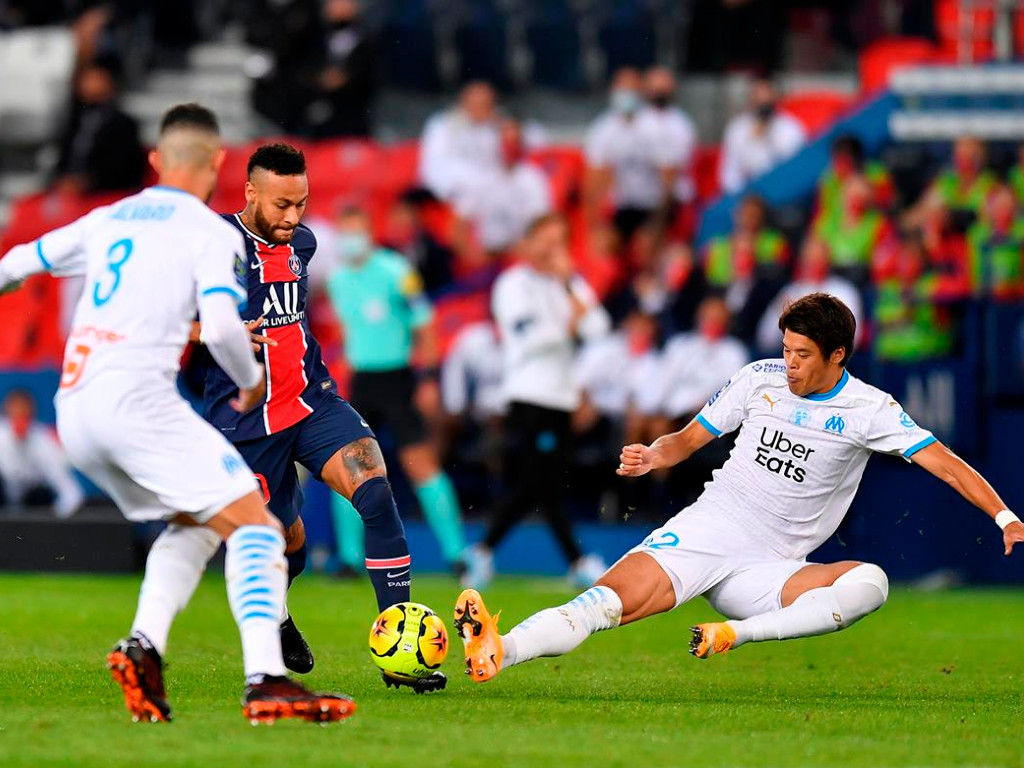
[280,615,314,674]
[451,559,468,579]
[107,636,172,722]
[381,670,447,694]
[242,675,356,724]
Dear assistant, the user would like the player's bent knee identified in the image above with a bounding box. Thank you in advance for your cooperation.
[323,437,388,499]
[207,490,283,539]
[836,562,889,605]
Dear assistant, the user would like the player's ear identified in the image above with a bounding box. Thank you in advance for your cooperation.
[244,180,256,204]
[213,148,226,172]
[148,149,161,175]
[830,347,846,366]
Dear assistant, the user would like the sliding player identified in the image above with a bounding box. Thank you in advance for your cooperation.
[196,143,444,692]
[456,293,1024,681]
[0,104,354,723]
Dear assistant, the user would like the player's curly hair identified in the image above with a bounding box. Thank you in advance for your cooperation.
[778,293,856,367]
[248,143,306,178]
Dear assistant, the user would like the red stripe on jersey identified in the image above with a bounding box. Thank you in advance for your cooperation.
[263,322,313,434]
[257,241,300,283]
[365,555,412,569]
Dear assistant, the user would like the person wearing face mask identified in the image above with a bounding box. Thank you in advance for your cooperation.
[641,67,698,212]
[755,237,864,356]
[0,389,85,519]
[584,68,679,244]
[453,117,553,260]
[905,136,997,234]
[719,78,807,195]
[813,174,897,286]
[325,206,467,578]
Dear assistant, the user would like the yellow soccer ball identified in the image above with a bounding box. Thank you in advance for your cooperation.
[369,602,448,681]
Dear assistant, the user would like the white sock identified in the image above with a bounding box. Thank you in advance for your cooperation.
[502,586,623,669]
[130,525,221,657]
[728,563,889,647]
[225,525,288,679]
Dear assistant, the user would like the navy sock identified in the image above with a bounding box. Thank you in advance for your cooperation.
[352,476,411,612]
[285,543,307,589]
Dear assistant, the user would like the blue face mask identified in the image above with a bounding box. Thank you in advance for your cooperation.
[611,88,641,115]
[338,232,371,262]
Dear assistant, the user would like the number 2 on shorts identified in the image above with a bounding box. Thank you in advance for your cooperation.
[93,239,134,307]
[648,532,680,550]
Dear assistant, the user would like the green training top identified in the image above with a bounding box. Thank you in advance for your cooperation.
[326,247,434,372]
[704,230,788,286]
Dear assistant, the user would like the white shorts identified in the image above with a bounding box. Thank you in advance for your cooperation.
[629,499,811,619]
[56,372,258,524]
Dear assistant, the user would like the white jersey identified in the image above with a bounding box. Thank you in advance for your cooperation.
[454,161,552,252]
[585,109,680,210]
[695,360,936,560]
[30,186,247,394]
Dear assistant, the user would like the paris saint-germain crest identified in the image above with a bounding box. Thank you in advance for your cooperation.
[288,252,302,276]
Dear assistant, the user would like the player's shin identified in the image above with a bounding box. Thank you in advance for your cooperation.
[502,586,623,669]
[130,525,221,656]
[413,472,465,565]
[225,525,288,679]
[727,564,889,647]
[352,477,412,611]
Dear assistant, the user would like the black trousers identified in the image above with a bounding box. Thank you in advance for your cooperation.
[484,401,582,564]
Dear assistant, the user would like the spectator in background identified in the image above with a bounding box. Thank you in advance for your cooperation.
[814,134,894,227]
[905,136,995,232]
[442,318,506,428]
[453,117,552,262]
[874,237,956,362]
[306,0,377,137]
[464,213,611,590]
[380,191,454,297]
[702,195,789,340]
[53,56,144,194]
[0,390,84,519]
[419,81,501,201]
[583,68,679,245]
[966,184,1024,301]
[1007,141,1024,204]
[642,66,699,223]
[324,206,467,574]
[813,173,896,285]
[755,236,863,355]
[719,78,806,194]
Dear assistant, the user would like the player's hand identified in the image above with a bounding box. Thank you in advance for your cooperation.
[1003,521,1024,556]
[230,368,267,413]
[245,315,277,353]
[617,443,656,477]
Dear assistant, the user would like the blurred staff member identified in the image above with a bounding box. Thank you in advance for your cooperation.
[0,390,84,519]
[325,206,466,573]
[463,214,611,589]
[453,117,552,261]
[583,68,680,245]
[642,66,698,219]
[719,77,806,194]
[442,319,506,428]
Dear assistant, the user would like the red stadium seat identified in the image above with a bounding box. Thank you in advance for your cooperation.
[528,146,585,211]
[779,92,854,137]
[935,0,996,63]
[692,145,721,202]
[433,290,492,357]
[858,37,939,94]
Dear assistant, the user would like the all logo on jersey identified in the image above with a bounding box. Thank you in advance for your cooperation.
[824,414,846,435]
[789,407,810,427]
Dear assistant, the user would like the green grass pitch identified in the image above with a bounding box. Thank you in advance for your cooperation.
[0,573,1021,768]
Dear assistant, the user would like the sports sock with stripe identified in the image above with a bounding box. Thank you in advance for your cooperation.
[352,476,411,611]
[413,472,465,565]
[130,524,222,657]
[225,525,288,679]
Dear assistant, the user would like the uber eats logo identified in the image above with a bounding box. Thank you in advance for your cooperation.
[755,427,814,483]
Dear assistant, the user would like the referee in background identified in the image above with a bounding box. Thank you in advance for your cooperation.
[463,213,612,588]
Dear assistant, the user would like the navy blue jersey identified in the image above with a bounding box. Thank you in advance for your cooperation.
[203,214,336,442]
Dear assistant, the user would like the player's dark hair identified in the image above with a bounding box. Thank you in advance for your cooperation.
[248,143,306,178]
[159,103,219,135]
[778,293,856,367]
[831,134,864,165]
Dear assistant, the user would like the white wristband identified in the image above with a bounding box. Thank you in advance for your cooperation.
[995,510,1021,530]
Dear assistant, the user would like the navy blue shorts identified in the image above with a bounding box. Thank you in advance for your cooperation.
[234,395,375,528]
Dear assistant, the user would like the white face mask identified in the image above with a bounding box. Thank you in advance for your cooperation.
[611,88,641,115]
[338,231,371,263]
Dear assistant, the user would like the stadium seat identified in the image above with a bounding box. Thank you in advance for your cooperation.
[596,0,657,75]
[432,290,491,356]
[935,0,996,63]
[780,91,855,136]
[858,37,939,94]
[0,28,75,146]
[524,0,586,92]
[379,0,442,91]
[455,0,511,89]
[692,145,722,202]
[527,145,585,210]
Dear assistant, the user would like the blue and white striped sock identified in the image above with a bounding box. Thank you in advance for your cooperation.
[502,586,623,669]
[225,525,287,680]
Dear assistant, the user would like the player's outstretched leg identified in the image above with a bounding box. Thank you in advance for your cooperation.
[454,586,623,683]
[690,563,889,658]
[223,519,355,724]
[108,524,221,722]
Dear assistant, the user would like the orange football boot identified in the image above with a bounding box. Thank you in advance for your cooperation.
[454,589,502,682]
[689,622,737,659]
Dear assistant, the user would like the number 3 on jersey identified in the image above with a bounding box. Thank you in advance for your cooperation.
[92,239,134,307]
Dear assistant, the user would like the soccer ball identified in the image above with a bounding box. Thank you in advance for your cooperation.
[369,602,448,681]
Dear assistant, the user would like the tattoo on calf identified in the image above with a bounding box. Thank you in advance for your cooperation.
[341,437,386,486]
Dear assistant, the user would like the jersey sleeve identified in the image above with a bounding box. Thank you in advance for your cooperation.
[863,397,937,461]
[694,363,757,437]
[194,227,247,309]
[0,210,99,288]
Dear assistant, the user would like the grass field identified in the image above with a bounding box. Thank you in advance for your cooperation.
[0,573,1022,768]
